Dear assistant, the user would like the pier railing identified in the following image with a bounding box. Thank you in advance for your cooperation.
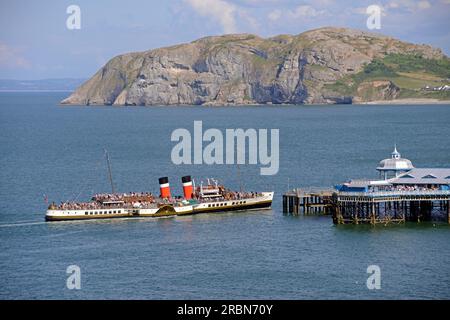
[338,190,450,198]
[284,188,334,196]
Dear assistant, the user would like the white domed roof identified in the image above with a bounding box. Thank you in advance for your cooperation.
[377,158,414,170]
[376,147,414,171]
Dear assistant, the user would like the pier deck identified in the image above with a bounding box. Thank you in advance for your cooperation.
[282,188,334,215]
[283,189,450,225]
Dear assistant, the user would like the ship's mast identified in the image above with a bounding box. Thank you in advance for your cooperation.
[104,149,116,194]
[236,148,244,193]
[237,163,244,193]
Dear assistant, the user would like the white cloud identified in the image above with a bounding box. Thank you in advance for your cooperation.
[184,0,238,34]
[236,0,284,4]
[267,4,326,23]
[238,10,260,30]
[386,2,399,9]
[386,0,432,11]
[352,0,433,16]
[353,5,388,17]
[289,5,325,18]
[417,0,431,9]
[0,43,30,69]
[268,9,282,21]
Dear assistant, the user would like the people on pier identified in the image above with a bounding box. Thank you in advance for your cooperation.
[368,185,440,193]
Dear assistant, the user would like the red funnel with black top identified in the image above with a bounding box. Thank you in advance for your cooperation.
[182,176,193,200]
[159,177,171,198]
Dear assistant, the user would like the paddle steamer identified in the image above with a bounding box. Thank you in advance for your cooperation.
[46,176,273,221]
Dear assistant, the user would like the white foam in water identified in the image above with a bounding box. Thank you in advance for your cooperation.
[0,221,46,228]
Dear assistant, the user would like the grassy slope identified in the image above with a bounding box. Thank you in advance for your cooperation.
[325,54,450,100]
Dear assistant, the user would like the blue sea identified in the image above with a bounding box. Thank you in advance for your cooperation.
[0,92,449,299]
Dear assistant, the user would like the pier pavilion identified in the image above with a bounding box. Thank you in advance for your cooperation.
[283,147,450,225]
[376,146,414,179]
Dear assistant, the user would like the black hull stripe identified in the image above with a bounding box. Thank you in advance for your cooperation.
[191,201,272,214]
[45,214,131,221]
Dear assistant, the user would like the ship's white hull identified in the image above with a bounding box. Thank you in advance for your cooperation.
[193,192,274,214]
[45,208,129,221]
[45,205,194,221]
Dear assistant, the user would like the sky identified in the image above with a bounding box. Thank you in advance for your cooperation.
[0,0,449,80]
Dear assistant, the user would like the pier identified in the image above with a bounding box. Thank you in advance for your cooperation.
[282,188,333,215]
[333,190,450,224]
[283,189,450,225]
[283,147,450,225]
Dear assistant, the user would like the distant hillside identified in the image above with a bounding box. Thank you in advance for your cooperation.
[61,27,450,106]
[324,53,450,102]
[0,78,86,91]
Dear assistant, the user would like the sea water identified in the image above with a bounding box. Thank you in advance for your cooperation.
[0,92,449,299]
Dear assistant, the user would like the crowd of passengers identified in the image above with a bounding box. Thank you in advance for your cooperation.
[195,190,263,202]
[49,189,263,210]
[48,201,125,210]
[92,192,154,202]
[370,185,441,192]
[49,195,187,210]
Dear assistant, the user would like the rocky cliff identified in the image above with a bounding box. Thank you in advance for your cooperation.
[62,27,449,106]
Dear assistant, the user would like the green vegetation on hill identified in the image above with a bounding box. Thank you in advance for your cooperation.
[383,54,450,78]
[325,54,450,99]
[363,59,397,77]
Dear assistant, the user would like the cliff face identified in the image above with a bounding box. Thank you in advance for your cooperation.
[62,27,447,106]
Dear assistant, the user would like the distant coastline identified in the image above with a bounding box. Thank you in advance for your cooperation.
[0,90,75,92]
[0,78,85,92]
[361,98,450,105]
[60,27,450,107]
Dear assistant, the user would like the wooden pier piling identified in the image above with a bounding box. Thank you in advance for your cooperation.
[282,188,334,216]
[283,189,450,225]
